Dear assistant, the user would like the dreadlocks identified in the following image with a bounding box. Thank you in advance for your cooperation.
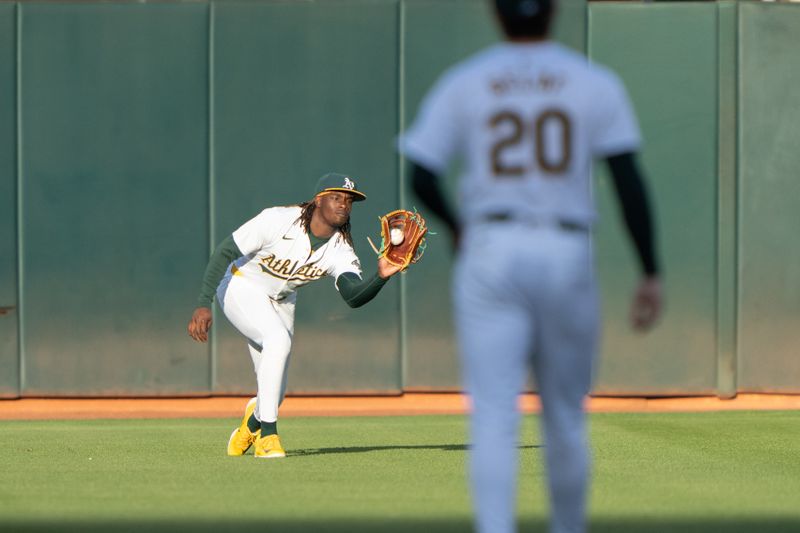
[297,200,354,248]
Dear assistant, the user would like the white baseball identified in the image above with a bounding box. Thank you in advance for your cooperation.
[390,228,404,245]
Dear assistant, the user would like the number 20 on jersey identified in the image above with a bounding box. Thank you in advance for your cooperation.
[489,108,572,178]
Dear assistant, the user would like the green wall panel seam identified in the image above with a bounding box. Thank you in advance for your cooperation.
[398,0,408,391]
[715,2,739,399]
[15,2,24,395]
[208,1,217,394]
[730,1,740,398]
[734,0,744,394]
[580,0,588,53]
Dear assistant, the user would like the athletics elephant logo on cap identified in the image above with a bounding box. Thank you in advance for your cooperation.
[314,173,367,201]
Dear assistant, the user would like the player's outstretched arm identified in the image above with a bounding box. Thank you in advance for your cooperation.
[336,261,400,309]
[605,152,663,331]
[187,235,243,342]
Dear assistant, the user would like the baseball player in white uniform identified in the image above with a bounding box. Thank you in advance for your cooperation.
[188,173,402,458]
[399,0,663,531]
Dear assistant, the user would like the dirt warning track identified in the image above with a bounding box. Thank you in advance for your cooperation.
[1,393,799,420]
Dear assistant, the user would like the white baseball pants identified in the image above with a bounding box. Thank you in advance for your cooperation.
[217,272,295,424]
[454,222,598,533]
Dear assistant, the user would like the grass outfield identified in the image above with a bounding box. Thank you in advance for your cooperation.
[1,411,799,532]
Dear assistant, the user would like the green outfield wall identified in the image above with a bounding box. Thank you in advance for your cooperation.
[589,3,721,395]
[737,3,800,392]
[0,0,797,397]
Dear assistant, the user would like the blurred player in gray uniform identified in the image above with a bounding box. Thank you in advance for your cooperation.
[188,173,401,458]
[399,0,663,531]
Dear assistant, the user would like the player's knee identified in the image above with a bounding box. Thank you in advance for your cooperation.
[258,331,292,360]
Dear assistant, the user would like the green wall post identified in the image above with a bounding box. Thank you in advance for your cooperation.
[716,1,738,399]
[0,3,19,398]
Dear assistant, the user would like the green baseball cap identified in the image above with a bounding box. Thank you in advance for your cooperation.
[314,173,367,201]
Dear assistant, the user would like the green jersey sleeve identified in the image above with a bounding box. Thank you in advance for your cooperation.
[336,271,389,308]
[197,235,243,307]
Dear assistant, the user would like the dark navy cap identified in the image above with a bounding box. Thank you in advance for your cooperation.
[495,0,552,19]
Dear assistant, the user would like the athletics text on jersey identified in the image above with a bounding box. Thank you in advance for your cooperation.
[230,205,362,300]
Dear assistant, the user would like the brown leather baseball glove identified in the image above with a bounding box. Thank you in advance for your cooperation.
[367,209,428,271]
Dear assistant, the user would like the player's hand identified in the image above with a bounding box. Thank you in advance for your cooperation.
[631,276,662,332]
[377,257,403,279]
[188,307,213,342]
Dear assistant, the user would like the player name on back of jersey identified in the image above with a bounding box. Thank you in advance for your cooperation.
[257,254,326,282]
[490,73,565,95]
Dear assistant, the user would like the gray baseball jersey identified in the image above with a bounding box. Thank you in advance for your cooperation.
[401,41,641,227]
[400,41,643,533]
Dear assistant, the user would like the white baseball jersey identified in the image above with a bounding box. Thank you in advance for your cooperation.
[400,41,641,226]
[230,205,362,301]
[219,205,362,425]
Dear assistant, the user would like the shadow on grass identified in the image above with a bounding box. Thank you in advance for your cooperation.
[291,443,542,456]
[3,517,800,533]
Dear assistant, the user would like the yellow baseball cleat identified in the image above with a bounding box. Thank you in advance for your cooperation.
[226,397,260,456]
[254,434,286,459]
